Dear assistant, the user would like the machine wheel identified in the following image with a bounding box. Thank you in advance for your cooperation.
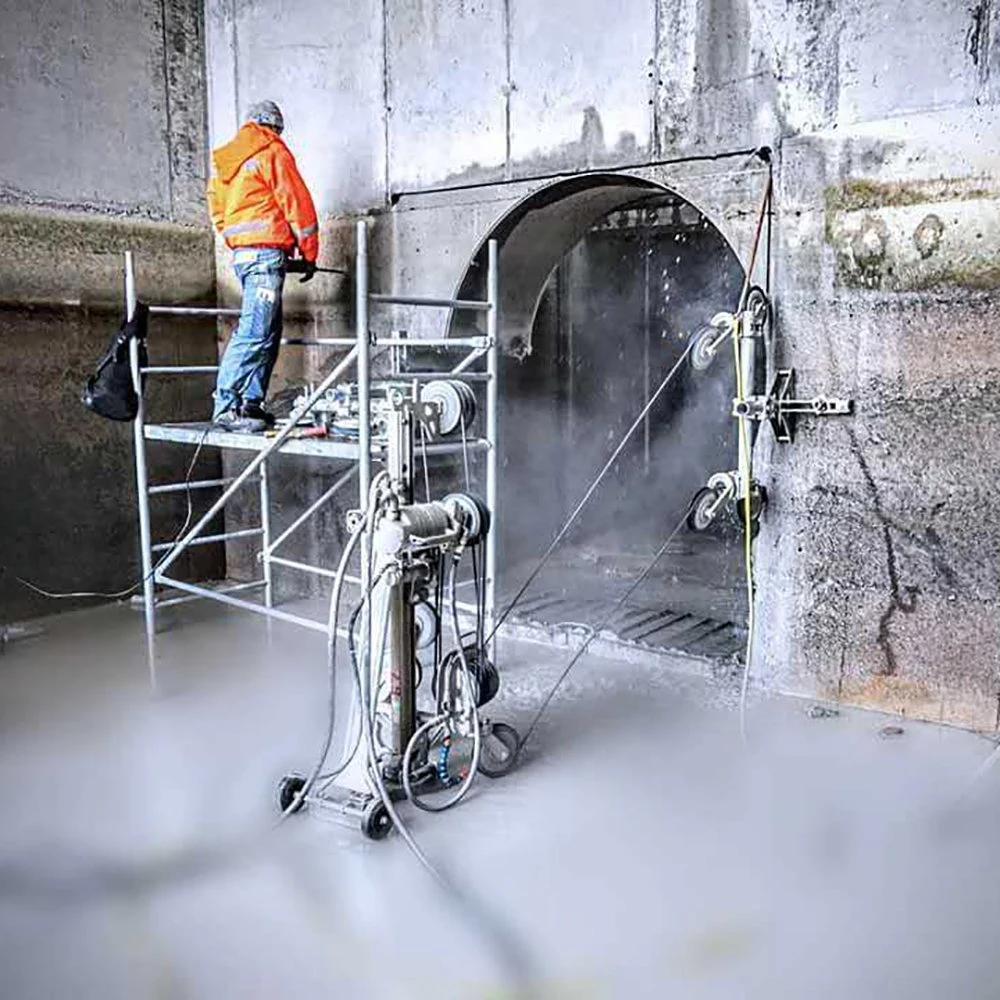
[361,799,393,841]
[690,325,723,371]
[687,487,724,532]
[745,286,771,333]
[478,722,521,779]
[277,774,307,815]
[731,486,767,523]
[413,600,439,651]
[443,492,491,543]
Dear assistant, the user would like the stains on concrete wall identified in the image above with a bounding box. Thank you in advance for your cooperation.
[0,0,218,622]
[758,279,1000,729]
[160,0,211,224]
[0,210,221,623]
[0,303,223,622]
[385,0,508,189]
[0,0,208,224]
[205,0,1000,729]
[824,177,1000,292]
[0,207,215,308]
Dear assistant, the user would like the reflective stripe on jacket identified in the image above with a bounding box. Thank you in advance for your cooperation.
[206,122,319,262]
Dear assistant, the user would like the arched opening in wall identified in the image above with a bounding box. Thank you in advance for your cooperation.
[451,177,755,662]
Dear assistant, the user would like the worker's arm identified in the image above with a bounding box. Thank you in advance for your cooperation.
[263,144,319,262]
[206,173,226,234]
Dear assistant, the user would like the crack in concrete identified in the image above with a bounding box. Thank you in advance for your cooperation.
[846,426,918,676]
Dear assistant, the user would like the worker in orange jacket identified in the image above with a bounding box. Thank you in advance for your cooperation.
[207,101,319,432]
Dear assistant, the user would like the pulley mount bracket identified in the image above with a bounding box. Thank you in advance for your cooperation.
[733,369,852,444]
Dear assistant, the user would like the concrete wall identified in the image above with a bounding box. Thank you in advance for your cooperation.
[205,0,1000,728]
[0,0,221,622]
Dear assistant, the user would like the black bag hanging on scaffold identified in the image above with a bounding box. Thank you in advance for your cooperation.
[81,303,149,421]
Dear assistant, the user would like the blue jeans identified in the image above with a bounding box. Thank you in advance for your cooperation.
[212,247,286,419]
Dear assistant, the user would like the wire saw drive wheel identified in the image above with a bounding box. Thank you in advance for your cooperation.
[478,722,520,779]
[732,486,767,535]
[745,286,771,332]
[422,380,475,436]
[361,799,392,841]
[687,487,723,532]
[413,601,438,651]
[443,492,491,543]
[277,774,307,815]
[732,487,766,524]
[690,325,722,371]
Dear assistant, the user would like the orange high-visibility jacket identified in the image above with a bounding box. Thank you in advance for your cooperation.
[207,122,319,262]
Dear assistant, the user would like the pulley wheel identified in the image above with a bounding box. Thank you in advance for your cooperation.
[745,285,771,332]
[731,484,768,526]
[422,380,465,435]
[443,492,491,543]
[690,325,724,371]
[455,380,477,425]
[687,487,724,532]
[413,600,439,651]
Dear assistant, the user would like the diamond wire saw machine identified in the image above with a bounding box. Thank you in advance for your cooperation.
[277,378,520,839]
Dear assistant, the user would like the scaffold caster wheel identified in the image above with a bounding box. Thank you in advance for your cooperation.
[361,799,392,841]
[278,774,307,815]
[687,487,724,532]
[478,722,521,779]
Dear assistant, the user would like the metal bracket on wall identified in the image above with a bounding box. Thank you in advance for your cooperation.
[733,369,853,444]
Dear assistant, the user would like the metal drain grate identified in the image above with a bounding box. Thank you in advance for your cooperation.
[501,591,745,660]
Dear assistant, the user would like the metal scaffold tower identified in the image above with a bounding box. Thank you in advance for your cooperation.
[128,223,500,678]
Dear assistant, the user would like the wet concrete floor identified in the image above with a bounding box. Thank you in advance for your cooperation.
[2,601,1000,998]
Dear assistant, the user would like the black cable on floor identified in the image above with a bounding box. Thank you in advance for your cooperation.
[11,425,213,601]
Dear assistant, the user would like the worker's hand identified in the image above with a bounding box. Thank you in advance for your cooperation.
[299,260,317,284]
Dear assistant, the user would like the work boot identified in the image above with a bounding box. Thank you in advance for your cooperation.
[212,409,243,432]
[212,406,268,434]
[241,401,276,429]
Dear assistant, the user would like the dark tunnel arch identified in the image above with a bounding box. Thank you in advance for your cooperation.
[448,172,744,355]
[445,173,760,657]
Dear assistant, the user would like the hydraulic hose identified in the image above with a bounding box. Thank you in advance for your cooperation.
[401,557,482,812]
[281,470,391,818]
[278,511,366,819]
[346,584,534,989]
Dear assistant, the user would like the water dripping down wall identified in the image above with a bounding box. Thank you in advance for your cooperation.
[497,195,752,665]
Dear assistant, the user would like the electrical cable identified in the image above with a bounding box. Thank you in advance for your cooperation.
[315,564,394,791]
[516,499,695,753]
[280,470,391,815]
[12,425,212,600]
[485,338,696,645]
